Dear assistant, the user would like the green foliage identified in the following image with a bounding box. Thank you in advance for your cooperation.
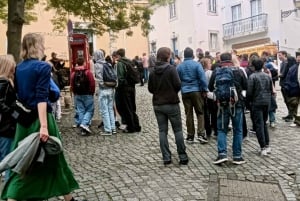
[0,0,173,35]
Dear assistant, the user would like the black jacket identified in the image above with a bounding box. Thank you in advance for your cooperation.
[247,71,273,106]
[0,78,17,138]
[148,62,181,105]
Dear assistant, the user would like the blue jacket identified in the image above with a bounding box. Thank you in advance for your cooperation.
[177,58,208,94]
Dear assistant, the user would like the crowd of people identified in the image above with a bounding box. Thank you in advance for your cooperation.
[0,31,300,200]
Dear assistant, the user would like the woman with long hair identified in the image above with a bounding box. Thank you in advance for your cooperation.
[0,55,17,181]
[1,33,86,201]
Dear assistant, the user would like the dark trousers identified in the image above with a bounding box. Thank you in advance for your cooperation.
[153,104,188,162]
[252,105,270,149]
[281,88,292,117]
[204,99,217,137]
[182,92,205,137]
[115,86,141,131]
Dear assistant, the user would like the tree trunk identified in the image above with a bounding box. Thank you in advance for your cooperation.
[7,0,25,63]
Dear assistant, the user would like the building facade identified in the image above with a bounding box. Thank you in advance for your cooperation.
[148,0,223,58]
[222,0,300,57]
[0,1,149,63]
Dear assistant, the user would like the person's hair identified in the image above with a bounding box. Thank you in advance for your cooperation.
[242,54,248,61]
[21,33,45,60]
[232,49,237,55]
[116,48,125,57]
[156,47,171,62]
[112,51,117,57]
[134,55,139,60]
[76,57,85,66]
[252,58,264,71]
[0,54,16,83]
[184,47,194,58]
[142,53,146,56]
[200,58,211,69]
[278,50,288,57]
[220,52,232,62]
[231,54,240,66]
[105,55,113,65]
[261,51,269,57]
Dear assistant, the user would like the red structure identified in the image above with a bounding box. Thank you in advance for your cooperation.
[68,33,90,72]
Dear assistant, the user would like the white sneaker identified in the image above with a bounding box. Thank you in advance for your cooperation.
[270,122,276,128]
[80,124,92,133]
[289,123,297,127]
[119,124,127,130]
[265,147,271,154]
[261,148,268,156]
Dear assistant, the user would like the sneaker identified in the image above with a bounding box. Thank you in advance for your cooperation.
[261,148,268,156]
[101,131,112,136]
[80,124,92,133]
[185,136,194,143]
[112,130,117,135]
[163,160,172,165]
[80,129,88,136]
[197,135,208,144]
[72,124,79,128]
[213,155,228,165]
[119,124,127,130]
[179,159,189,165]
[232,157,246,165]
[289,123,297,127]
[265,146,271,154]
[270,122,276,128]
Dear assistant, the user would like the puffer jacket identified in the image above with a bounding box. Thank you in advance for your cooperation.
[0,78,17,138]
[247,71,273,106]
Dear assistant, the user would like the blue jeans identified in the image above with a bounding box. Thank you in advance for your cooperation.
[153,104,188,162]
[74,95,94,126]
[144,68,149,82]
[99,89,116,132]
[0,137,13,181]
[217,106,243,159]
[269,111,276,123]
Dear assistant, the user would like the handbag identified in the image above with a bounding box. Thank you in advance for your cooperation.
[12,100,38,128]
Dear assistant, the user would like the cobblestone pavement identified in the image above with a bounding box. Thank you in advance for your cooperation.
[35,85,300,200]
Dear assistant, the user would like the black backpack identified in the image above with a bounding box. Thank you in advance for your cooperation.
[103,63,117,87]
[119,58,140,85]
[73,69,89,95]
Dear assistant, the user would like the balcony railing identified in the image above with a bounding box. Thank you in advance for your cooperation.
[223,13,268,40]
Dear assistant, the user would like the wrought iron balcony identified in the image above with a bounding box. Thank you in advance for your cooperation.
[223,13,268,40]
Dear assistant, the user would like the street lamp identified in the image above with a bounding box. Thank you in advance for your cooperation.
[281,0,300,21]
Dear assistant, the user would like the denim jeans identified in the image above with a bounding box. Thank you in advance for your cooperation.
[0,137,13,181]
[99,89,116,132]
[74,95,94,126]
[144,68,149,82]
[153,104,188,162]
[217,106,243,159]
[269,111,276,123]
[182,92,205,137]
[252,105,269,149]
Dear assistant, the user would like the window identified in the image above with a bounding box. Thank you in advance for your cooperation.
[208,0,217,13]
[209,32,219,50]
[251,0,262,16]
[169,1,176,19]
[231,4,242,21]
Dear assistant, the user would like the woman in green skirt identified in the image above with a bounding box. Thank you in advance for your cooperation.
[1,33,86,201]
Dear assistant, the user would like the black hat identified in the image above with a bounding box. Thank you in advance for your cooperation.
[184,47,194,58]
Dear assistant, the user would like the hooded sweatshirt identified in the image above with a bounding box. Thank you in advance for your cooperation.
[148,62,181,105]
[94,49,111,89]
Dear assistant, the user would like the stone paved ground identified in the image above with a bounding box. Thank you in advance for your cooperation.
[3,85,300,201]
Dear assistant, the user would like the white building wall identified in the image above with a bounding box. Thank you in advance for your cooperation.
[149,0,223,58]
[222,0,300,55]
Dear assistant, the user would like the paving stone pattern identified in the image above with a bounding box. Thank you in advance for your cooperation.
[15,85,300,200]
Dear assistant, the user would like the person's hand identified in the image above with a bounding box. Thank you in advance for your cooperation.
[39,126,49,142]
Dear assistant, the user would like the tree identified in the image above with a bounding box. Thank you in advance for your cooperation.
[0,0,171,62]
